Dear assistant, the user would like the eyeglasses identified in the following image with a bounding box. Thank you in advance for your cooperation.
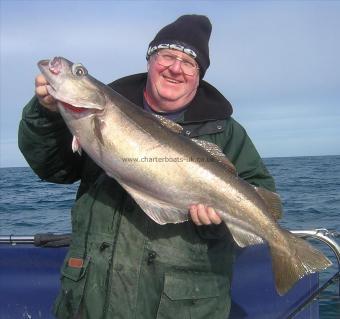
[154,51,199,76]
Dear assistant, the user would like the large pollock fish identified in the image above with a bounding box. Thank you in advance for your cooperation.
[38,57,331,295]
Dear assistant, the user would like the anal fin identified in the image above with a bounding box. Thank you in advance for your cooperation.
[227,223,264,247]
[122,184,189,225]
[218,210,264,247]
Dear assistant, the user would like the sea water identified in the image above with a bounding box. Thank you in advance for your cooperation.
[1,155,339,318]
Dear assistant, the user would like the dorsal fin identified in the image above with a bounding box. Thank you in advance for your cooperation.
[191,139,237,175]
[152,114,183,134]
[254,186,283,220]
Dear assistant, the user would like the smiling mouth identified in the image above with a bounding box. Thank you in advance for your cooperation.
[163,76,182,84]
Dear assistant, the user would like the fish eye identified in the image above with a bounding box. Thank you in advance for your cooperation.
[72,63,88,77]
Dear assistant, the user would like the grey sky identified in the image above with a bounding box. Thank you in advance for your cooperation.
[1,0,339,167]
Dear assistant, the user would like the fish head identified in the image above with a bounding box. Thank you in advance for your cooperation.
[38,57,106,115]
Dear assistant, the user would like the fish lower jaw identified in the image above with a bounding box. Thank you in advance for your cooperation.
[46,85,57,97]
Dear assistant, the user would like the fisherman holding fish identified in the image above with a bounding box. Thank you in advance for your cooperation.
[19,14,329,319]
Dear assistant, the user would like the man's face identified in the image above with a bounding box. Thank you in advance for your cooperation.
[145,49,200,112]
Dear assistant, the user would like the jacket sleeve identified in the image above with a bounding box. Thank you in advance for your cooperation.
[18,96,83,184]
[223,118,276,192]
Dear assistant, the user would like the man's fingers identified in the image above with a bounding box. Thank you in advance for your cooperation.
[35,84,49,98]
[189,205,202,226]
[189,204,223,226]
[207,207,222,225]
[196,204,211,225]
[35,73,54,102]
[35,74,58,111]
[35,74,49,86]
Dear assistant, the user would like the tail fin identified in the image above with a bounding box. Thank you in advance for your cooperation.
[269,230,332,295]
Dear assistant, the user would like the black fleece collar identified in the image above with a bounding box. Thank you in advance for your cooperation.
[108,73,233,123]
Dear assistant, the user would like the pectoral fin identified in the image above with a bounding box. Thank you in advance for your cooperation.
[93,116,106,145]
[72,136,82,155]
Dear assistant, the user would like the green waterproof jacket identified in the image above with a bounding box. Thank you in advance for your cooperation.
[18,73,276,319]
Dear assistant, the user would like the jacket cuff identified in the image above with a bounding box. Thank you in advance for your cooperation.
[196,223,229,240]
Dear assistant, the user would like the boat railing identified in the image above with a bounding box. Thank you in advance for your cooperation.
[1,230,338,275]
[1,230,338,274]
[0,233,71,247]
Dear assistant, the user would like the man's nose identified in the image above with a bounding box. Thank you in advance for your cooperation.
[168,60,182,73]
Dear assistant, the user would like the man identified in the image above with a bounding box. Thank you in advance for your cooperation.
[19,15,276,319]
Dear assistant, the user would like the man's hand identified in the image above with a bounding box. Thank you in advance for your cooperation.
[35,74,58,112]
[189,204,222,225]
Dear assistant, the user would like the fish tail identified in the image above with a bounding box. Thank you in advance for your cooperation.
[270,229,332,295]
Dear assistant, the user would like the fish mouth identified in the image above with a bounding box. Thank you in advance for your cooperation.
[38,57,105,113]
[37,58,60,97]
[38,77,101,114]
[59,101,93,114]
[56,92,105,114]
[45,84,103,114]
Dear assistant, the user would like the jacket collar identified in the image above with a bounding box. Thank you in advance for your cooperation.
[109,73,233,123]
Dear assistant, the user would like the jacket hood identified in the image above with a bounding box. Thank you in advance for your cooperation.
[109,73,233,123]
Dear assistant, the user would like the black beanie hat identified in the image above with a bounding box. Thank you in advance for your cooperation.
[147,15,212,78]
